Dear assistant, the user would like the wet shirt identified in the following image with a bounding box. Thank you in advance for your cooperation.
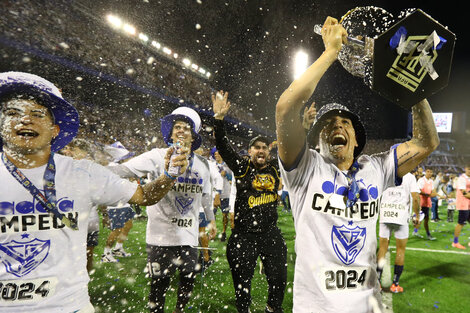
[0,153,137,313]
[417,176,433,208]
[214,120,280,233]
[118,148,212,246]
[279,144,398,313]
[456,174,470,210]
[379,172,419,225]
[214,161,233,199]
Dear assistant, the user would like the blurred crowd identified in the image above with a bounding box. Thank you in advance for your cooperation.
[1,0,258,126]
[1,0,467,171]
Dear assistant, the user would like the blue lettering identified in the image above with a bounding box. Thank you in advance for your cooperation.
[16,201,34,214]
[0,202,14,215]
[0,198,75,214]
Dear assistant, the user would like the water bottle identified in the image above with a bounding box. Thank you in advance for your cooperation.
[167,141,182,177]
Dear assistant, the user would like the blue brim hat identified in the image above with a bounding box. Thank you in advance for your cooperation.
[0,72,79,152]
[161,107,202,151]
[307,103,366,158]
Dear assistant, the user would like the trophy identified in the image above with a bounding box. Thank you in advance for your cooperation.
[314,7,456,110]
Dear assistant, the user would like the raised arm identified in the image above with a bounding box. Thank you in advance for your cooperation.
[128,147,189,206]
[396,99,439,177]
[276,17,347,168]
[212,90,247,175]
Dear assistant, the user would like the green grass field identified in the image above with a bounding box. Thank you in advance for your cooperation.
[89,204,470,313]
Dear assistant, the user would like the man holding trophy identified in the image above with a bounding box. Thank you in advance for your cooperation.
[275,14,442,313]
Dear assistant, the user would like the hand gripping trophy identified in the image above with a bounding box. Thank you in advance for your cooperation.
[314,6,456,109]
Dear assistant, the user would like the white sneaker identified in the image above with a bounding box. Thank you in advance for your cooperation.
[101,252,118,263]
[112,248,131,257]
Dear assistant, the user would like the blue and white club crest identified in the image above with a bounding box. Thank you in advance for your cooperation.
[331,222,366,265]
[175,196,194,215]
[0,236,51,277]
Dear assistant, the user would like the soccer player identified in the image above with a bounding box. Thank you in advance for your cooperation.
[452,165,470,249]
[414,168,437,240]
[212,92,287,313]
[275,17,439,313]
[0,71,187,312]
[100,202,135,263]
[377,172,420,293]
[211,147,234,241]
[108,106,216,313]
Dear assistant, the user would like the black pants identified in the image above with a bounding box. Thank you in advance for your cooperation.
[146,245,197,313]
[226,227,287,313]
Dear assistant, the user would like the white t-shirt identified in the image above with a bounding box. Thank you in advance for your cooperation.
[379,172,419,225]
[119,148,212,246]
[207,159,224,213]
[279,145,398,313]
[87,205,100,233]
[0,153,137,313]
[214,161,233,199]
[228,178,237,213]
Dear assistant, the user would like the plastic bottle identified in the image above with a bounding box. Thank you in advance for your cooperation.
[167,141,182,177]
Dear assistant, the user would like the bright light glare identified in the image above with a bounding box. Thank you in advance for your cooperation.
[191,63,199,70]
[151,41,161,49]
[123,23,136,35]
[139,33,149,42]
[162,47,172,55]
[107,14,122,28]
[198,68,206,74]
[206,72,211,78]
[293,50,309,79]
[182,58,191,66]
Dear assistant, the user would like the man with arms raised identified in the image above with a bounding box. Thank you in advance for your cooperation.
[213,92,287,313]
[0,72,187,313]
[275,17,439,312]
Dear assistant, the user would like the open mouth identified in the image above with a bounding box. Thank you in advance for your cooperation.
[16,129,39,138]
[255,154,266,162]
[330,134,347,150]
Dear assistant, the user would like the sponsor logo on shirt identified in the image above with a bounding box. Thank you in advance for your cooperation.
[0,234,50,277]
[248,193,278,208]
[252,174,276,192]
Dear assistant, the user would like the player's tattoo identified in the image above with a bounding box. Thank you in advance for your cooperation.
[398,151,420,167]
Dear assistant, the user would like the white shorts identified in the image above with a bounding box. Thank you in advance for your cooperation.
[379,223,409,240]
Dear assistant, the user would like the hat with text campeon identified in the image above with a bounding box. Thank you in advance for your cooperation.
[0,71,80,152]
[307,103,366,158]
[161,106,202,151]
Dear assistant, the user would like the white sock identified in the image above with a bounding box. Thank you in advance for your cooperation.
[114,242,123,250]
[104,247,112,254]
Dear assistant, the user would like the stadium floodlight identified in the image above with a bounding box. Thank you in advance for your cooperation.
[206,72,211,78]
[293,50,309,79]
[198,68,206,74]
[191,63,199,70]
[173,53,178,59]
[139,33,149,42]
[123,23,136,36]
[151,41,161,49]
[106,14,122,29]
[162,47,172,55]
[182,58,191,66]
